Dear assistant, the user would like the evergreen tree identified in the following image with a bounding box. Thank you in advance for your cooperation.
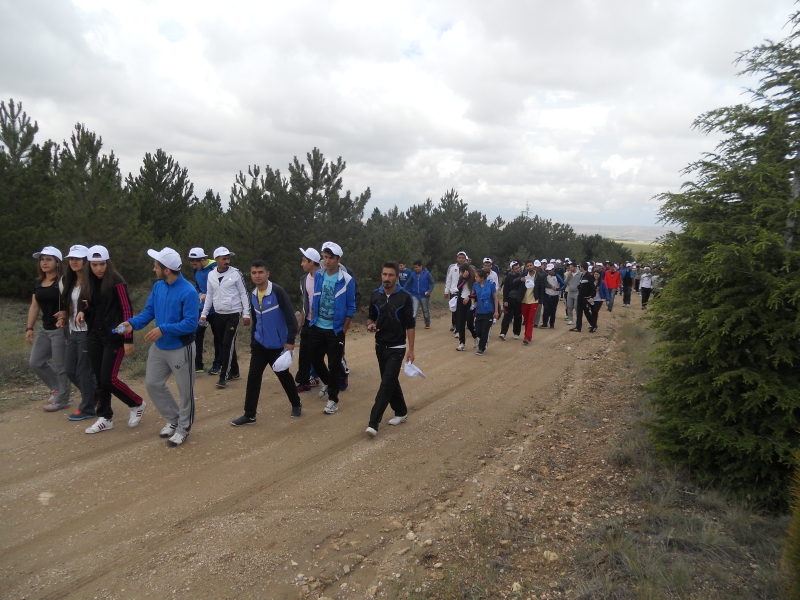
[647,13,800,509]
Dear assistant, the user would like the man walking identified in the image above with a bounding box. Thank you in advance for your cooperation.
[309,242,356,414]
[295,247,321,392]
[122,248,198,448]
[620,262,634,307]
[365,262,416,437]
[408,260,435,329]
[499,261,524,340]
[230,260,302,425]
[604,263,621,311]
[564,262,580,325]
[570,262,597,333]
[533,260,548,328]
[444,251,467,332]
[188,248,221,375]
[200,247,249,389]
[398,261,412,290]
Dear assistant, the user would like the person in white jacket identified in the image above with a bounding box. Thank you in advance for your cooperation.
[444,251,467,333]
[200,247,249,388]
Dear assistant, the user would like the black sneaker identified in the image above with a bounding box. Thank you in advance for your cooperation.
[231,415,256,426]
[208,367,220,376]
[291,404,302,418]
[216,379,227,389]
[229,374,240,381]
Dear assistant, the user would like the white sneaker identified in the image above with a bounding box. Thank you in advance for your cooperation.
[388,415,407,426]
[128,401,146,427]
[456,343,466,351]
[365,427,377,437]
[454,332,459,338]
[319,384,329,398]
[85,417,113,434]
[166,432,187,447]
[567,320,573,325]
[473,338,478,348]
[159,423,177,438]
[513,335,519,340]
[499,333,506,340]
[323,400,338,414]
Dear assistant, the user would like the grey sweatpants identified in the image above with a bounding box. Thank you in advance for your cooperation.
[30,327,70,406]
[566,293,578,322]
[145,344,196,437]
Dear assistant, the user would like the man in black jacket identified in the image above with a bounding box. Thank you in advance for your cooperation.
[365,262,416,437]
[499,261,525,340]
[571,262,597,333]
[533,260,548,328]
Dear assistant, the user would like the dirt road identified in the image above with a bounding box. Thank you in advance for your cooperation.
[0,307,626,599]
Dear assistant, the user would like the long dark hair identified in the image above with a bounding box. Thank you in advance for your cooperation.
[61,258,86,312]
[79,259,124,305]
[459,264,475,288]
[37,257,62,283]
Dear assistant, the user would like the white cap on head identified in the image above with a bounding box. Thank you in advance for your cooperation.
[87,245,110,262]
[545,263,554,271]
[626,262,632,267]
[509,260,519,268]
[147,247,182,272]
[457,250,467,258]
[300,247,321,263]
[556,259,562,264]
[533,260,542,267]
[321,241,343,258]
[482,257,492,264]
[33,246,63,262]
[65,244,89,259]
[595,262,603,267]
[188,247,207,259]
[213,246,235,259]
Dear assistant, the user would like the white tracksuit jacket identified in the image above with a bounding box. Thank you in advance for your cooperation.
[201,266,248,317]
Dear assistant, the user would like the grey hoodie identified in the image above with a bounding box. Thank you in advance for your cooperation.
[565,270,580,295]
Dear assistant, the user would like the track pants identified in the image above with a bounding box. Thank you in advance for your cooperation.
[541,294,559,327]
[145,344,195,436]
[475,314,492,352]
[450,293,458,328]
[576,297,596,332]
[641,287,652,308]
[213,312,240,382]
[30,327,70,406]
[244,343,301,417]
[520,302,538,342]
[195,313,221,371]
[500,300,522,337]
[295,319,312,384]
[309,326,344,403]
[368,345,408,430]
[622,284,632,306]
[565,293,578,322]
[65,330,95,415]
[87,333,142,420]
[455,300,476,344]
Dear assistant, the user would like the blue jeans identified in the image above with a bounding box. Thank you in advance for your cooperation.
[411,296,431,326]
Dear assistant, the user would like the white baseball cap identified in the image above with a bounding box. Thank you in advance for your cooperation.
[87,245,110,262]
[213,246,235,259]
[65,244,89,259]
[457,250,467,257]
[33,246,63,262]
[147,247,182,272]
[509,260,519,268]
[533,260,542,267]
[482,257,492,264]
[321,241,343,258]
[545,263,554,271]
[300,247,321,263]
[188,247,207,259]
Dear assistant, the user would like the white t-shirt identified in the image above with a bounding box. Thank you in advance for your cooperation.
[70,285,87,332]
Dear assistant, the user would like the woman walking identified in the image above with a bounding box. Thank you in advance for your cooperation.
[455,264,477,351]
[76,245,145,434]
[26,246,70,412]
[59,245,98,421]
[472,269,498,356]
[589,268,610,332]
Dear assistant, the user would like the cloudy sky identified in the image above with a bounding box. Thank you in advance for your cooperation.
[0,0,794,228]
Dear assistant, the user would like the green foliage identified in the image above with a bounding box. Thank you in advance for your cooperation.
[647,14,800,510]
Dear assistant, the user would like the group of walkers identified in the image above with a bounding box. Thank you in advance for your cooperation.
[25,242,655,446]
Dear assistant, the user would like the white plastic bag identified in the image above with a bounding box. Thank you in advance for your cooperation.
[403,361,426,379]
[524,276,534,289]
[448,296,458,312]
[271,350,295,372]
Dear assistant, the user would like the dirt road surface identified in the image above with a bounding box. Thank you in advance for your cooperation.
[0,307,627,599]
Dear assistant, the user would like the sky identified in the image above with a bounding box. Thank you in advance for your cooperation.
[0,0,795,228]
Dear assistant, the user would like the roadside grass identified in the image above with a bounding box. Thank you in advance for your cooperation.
[0,299,36,385]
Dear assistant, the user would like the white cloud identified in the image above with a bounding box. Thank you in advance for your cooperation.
[601,155,644,180]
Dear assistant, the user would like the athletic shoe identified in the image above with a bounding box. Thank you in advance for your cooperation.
[564,316,569,321]
[476,350,485,356]
[44,402,70,412]
[569,327,581,332]
[424,324,430,329]
[195,366,205,373]
[473,338,478,348]
[67,410,94,421]
[309,377,321,387]
[159,423,178,437]
[522,339,529,345]
[388,415,407,426]
[128,401,146,427]
[589,326,598,333]
[229,374,240,381]
[216,379,227,389]
[549,325,554,329]
[513,335,520,340]
[365,427,378,437]
[291,404,302,418]
[339,376,349,391]
[296,382,311,392]
[231,415,256,426]
[166,432,187,447]
[454,332,459,338]
[567,320,573,325]
[533,324,538,328]
[323,400,338,414]
[456,343,466,351]
[499,334,506,341]
[85,417,113,434]
[319,384,329,398]
[449,326,456,332]
[207,367,220,376]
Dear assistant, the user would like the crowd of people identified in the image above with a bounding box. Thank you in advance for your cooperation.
[24,243,656,445]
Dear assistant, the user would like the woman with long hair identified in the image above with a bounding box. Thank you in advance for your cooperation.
[455,264,477,351]
[57,245,98,421]
[589,268,610,333]
[472,269,499,356]
[76,245,145,434]
[26,246,70,411]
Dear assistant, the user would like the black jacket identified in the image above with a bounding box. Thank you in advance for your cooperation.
[577,272,596,300]
[501,272,526,303]
[82,273,134,343]
[368,286,415,347]
[533,270,548,302]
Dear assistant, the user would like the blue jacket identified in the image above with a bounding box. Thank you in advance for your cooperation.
[309,265,357,335]
[474,280,497,315]
[193,259,217,315]
[408,268,435,298]
[129,274,199,350]
[594,280,610,302]
[249,281,298,349]
[398,268,412,291]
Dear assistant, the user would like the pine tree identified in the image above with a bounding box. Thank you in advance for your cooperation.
[648,13,800,509]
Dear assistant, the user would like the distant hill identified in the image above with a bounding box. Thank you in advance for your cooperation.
[570,223,676,243]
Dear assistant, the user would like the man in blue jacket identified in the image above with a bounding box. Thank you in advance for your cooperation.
[398,261,412,291]
[188,247,222,375]
[408,260,435,329]
[122,247,199,448]
[309,241,356,414]
[231,260,301,426]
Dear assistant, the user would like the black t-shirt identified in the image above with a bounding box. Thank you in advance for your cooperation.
[34,279,60,330]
